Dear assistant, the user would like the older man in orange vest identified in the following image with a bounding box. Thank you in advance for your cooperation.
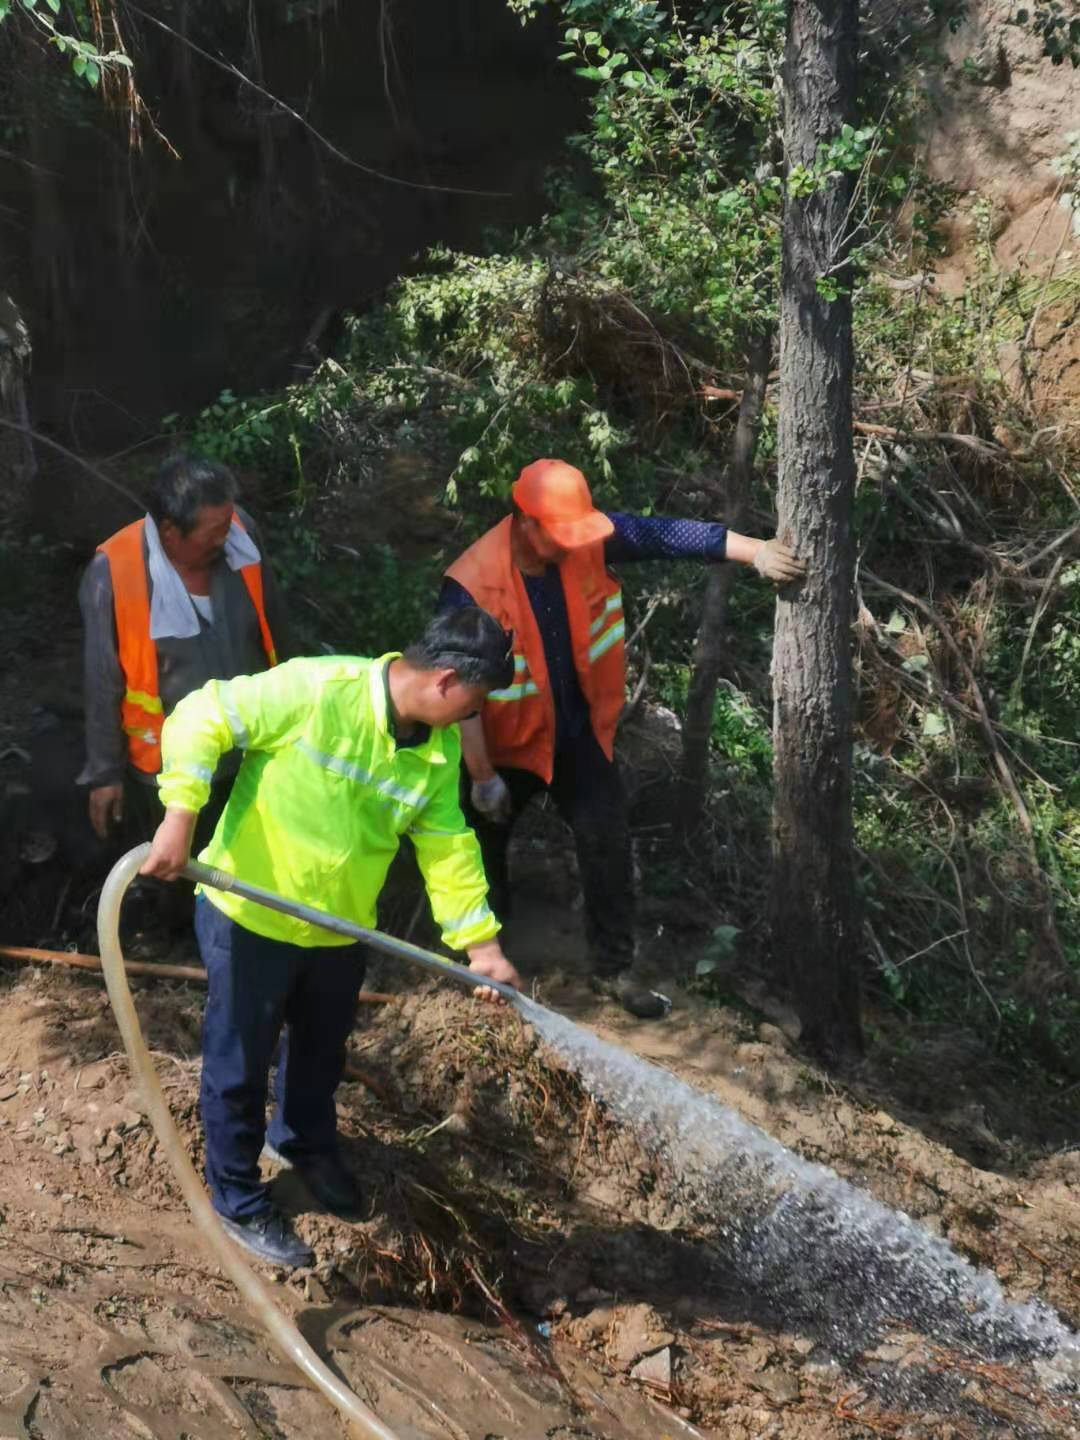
[79,452,287,894]
[442,458,805,1018]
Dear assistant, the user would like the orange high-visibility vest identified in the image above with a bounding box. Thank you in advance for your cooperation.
[98,517,277,775]
[446,516,625,783]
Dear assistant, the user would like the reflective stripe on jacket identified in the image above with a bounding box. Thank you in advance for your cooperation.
[98,517,276,774]
[157,654,499,953]
[446,516,625,783]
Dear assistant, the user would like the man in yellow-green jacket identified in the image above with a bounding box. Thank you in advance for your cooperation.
[140,608,522,1268]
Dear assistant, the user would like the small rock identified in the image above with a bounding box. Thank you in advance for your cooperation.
[606,1303,675,1371]
[758,1023,789,1049]
[791,1337,815,1357]
[32,1181,45,1194]
[565,1306,614,1347]
[60,1193,74,1204]
[40,1119,60,1136]
[750,1369,800,1405]
[867,1342,910,1363]
[803,1357,841,1379]
[630,1347,672,1389]
[304,1274,329,1304]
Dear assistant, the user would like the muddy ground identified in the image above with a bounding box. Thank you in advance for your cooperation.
[0,878,1077,1439]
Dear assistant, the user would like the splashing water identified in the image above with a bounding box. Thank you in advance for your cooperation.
[516,996,1080,1428]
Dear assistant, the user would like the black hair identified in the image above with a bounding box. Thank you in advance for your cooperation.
[405,607,514,691]
[148,452,238,536]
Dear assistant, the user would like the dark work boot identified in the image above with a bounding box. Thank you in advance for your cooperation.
[218,1209,314,1268]
[590,970,671,1021]
[265,1144,363,1219]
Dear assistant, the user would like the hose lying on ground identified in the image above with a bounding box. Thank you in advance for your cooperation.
[98,844,402,1440]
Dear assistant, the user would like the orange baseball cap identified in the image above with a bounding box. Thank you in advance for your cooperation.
[512,458,614,548]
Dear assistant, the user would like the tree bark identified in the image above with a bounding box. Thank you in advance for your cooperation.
[771,0,863,1062]
[677,328,771,840]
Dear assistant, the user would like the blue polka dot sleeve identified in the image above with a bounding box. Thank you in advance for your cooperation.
[603,512,728,564]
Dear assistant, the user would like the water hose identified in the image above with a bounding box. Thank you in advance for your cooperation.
[182,855,520,1002]
[98,844,404,1440]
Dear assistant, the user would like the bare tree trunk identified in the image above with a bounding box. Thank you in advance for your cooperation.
[771,0,863,1062]
[677,329,771,840]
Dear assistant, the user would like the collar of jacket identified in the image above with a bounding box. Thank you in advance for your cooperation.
[368,653,447,764]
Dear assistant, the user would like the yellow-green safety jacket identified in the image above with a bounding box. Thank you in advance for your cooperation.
[157,654,500,952]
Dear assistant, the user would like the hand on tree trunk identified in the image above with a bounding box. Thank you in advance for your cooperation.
[752,538,807,585]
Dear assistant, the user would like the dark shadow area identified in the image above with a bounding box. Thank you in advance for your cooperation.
[0,0,586,452]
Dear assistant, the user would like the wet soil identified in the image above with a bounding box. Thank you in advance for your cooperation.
[0,890,1076,1440]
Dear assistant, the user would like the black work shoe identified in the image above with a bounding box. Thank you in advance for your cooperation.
[591,970,671,1021]
[265,1145,363,1219]
[218,1209,314,1268]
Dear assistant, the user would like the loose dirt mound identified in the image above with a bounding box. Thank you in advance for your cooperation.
[0,951,1077,1438]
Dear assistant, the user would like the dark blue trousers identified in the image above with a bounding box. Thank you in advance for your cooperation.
[195,896,367,1220]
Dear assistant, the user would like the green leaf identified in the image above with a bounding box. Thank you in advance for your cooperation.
[695,957,719,977]
[901,653,930,674]
[45,0,60,11]
[85,59,100,86]
[71,53,86,76]
[922,710,947,737]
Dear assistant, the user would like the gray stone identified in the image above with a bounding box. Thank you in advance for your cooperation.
[630,1347,672,1390]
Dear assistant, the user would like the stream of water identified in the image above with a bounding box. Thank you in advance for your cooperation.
[517,996,1080,1433]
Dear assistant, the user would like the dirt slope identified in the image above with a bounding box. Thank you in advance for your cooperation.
[0,932,1076,1440]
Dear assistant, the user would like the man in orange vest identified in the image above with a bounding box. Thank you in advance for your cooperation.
[78,452,287,888]
[442,458,805,1019]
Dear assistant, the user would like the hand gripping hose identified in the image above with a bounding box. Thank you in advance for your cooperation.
[98,845,412,1440]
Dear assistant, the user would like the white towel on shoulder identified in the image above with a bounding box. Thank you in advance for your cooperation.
[144,513,261,641]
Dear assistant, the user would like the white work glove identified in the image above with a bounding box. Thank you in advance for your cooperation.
[471,774,512,825]
[753,538,806,585]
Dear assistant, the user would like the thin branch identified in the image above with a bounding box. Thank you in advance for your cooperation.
[863,568,1033,834]
[0,417,142,511]
[125,2,507,198]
